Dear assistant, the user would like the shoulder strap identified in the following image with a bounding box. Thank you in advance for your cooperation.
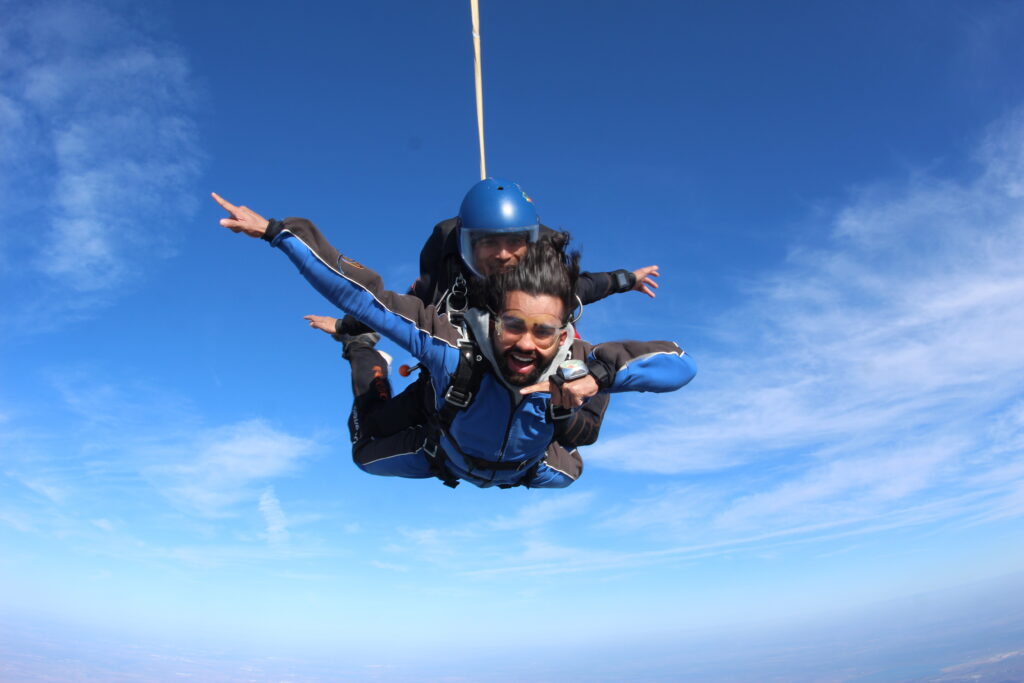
[423,315,486,488]
[438,318,485,426]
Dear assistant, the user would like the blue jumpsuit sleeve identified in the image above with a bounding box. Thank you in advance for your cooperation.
[525,463,576,488]
[269,219,459,381]
[589,341,696,394]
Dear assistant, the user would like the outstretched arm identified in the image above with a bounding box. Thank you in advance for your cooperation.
[304,314,339,335]
[629,265,660,298]
[587,340,695,393]
[212,193,461,379]
[575,265,661,305]
[212,193,269,237]
[521,340,695,401]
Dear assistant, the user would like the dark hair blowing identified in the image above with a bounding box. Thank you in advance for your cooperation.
[482,234,581,324]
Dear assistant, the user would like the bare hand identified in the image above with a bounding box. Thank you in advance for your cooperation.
[632,265,660,298]
[212,192,270,238]
[304,314,339,335]
[519,375,600,410]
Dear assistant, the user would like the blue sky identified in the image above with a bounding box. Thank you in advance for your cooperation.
[3,0,1024,680]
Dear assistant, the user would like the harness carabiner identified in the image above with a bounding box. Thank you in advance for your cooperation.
[444,274,470,323]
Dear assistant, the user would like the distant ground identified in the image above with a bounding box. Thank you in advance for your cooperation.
[3,572,1024,682]
[911,650,1024,683]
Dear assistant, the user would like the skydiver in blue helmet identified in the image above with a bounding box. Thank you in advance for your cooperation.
[301,178,662,485]
[213,188,693,489]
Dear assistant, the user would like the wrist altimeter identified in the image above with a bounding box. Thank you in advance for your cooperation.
[552,359,588,386]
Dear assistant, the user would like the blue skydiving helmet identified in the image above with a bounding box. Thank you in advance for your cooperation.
[458,178,541,278]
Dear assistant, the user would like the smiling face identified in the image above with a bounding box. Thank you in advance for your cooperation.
[472,232,531,277]
[491,291,568,386]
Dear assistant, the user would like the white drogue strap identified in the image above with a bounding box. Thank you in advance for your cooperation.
[470,0,487,180]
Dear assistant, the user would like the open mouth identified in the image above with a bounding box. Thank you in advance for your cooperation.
[505,351,537,375]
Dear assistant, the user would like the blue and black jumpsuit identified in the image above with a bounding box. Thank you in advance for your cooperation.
[264,217,696,488]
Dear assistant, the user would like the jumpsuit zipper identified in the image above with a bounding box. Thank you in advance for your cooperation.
[496,400,520,462]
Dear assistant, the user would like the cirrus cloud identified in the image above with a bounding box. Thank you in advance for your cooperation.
[0,0,203,302]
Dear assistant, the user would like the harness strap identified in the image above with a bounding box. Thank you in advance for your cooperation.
[423,431,460,489]
[459,451,541,472]
[498,461,540,489]
[421,305,547,487]
[439,336,478,423]
[421,310,485,488]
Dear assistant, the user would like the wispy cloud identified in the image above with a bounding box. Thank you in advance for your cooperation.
[377,492,602,574]
[371,110,1024,579]
[146,420,316,518]
[7,473,68,505]
[259,487,289,547]
[591,112,1024,479]
[1,365,321,554]
[0,1,202,313]
[461,493,1001,579]
[485,491,595,531]
[581,109,1024,534]
[1,406,327,576]
[371,560,410,572]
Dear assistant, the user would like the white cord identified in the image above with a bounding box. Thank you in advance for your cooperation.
[470,0,487,180]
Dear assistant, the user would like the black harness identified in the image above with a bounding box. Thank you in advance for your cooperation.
[421,275,549,489]
[422,327,485,487]
[422,275,484,488]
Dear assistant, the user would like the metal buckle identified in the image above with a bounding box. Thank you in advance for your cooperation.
[444,385,472,408]
[446,275,469,316]
[550,406,573,421]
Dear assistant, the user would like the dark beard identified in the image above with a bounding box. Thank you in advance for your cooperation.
[500,350,546,386]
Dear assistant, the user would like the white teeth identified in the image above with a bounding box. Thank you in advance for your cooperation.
[511,353,534,363]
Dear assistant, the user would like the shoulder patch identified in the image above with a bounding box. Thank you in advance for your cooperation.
[339,254,365,270]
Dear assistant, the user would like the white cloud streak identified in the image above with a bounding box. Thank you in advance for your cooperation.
[592,111,1024,475]
[146,420,315,518]
[6,471,68,505]
[259,487,289,547]
[365,109,1024,579]
[580,109,1024,530]
[485,491,596,531]
[0,1,202,299]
